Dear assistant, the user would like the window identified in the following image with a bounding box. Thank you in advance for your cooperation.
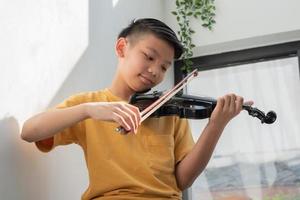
[175,41,300,200]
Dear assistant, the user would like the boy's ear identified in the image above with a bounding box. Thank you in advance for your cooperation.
[115,37,127,57]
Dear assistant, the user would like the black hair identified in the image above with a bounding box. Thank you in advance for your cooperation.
[118,18,183,59]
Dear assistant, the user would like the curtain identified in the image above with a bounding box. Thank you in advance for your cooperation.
[188,57,300,200]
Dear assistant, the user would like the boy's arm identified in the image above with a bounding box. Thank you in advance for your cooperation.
[175,94,251,190]
[21,104,89,142]
[175,120,225,190]
[21,101,141,143]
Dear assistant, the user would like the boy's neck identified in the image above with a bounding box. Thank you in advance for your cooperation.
[109,75,134,102]
[108,85,132,102]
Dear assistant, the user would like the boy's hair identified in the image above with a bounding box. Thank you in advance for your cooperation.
[118,18,183,59]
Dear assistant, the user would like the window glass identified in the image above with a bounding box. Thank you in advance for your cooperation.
[188,57,300,200]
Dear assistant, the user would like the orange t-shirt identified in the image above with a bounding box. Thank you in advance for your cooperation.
[36,88,195,200]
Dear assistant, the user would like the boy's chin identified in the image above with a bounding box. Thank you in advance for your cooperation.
[135,87,152,94]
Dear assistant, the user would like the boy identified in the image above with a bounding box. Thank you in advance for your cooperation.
[21,18,250,199]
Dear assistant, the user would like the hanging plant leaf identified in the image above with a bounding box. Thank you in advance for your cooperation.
[172,0,216,72]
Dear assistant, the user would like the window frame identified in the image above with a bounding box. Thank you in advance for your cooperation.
[174,40,300,84]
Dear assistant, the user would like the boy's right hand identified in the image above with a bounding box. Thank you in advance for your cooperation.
[85,102,141,134]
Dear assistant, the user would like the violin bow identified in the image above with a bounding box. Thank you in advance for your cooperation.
[116,69,198,133]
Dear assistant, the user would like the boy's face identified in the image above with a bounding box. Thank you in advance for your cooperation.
[116,33,174,93]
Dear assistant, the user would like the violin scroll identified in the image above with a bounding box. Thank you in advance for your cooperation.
[245,106,277,124]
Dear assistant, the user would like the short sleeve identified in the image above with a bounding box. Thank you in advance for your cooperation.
[35,94,85,152]
[174,117,195,164]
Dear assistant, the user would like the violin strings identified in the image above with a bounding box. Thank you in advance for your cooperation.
[140,69,197,118]
[140,69,198,121]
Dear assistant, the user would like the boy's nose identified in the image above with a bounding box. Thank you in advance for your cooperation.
[147,67,157,77]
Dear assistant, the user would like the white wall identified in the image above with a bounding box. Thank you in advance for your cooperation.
[164,0,300,55]
[0,0,170,199]
[0,0,88,126]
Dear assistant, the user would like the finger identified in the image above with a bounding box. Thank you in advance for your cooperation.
[113,112,131,132]
[121,104,140,134]
[215,97,225,112]
[127,104,142,124]
[244,100,254,106]
[126,104,141,131]
[229,94,237,112]
[114,107,135,133]
[235,96,244,113]
[223,94,232,111]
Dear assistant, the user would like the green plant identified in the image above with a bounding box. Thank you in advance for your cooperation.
[172,0,216,72]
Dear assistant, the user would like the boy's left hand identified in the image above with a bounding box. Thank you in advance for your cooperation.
[209,94,253,127]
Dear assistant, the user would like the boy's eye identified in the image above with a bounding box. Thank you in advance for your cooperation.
[161,66,167,72]
[143,53,154,61]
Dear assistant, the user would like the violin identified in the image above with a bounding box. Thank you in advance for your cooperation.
[116,69,276,133]
[129,91,277,124]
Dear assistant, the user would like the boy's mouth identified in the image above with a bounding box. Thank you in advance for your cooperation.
[139,74,154,86]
